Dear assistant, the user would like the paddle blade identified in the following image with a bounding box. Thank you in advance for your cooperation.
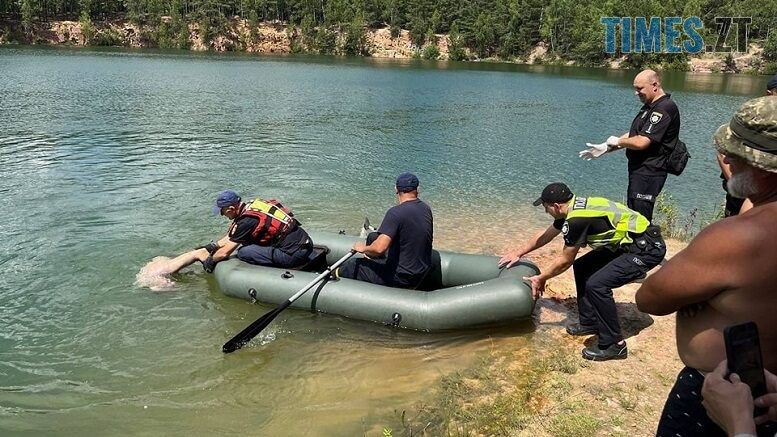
[222,301,290,354]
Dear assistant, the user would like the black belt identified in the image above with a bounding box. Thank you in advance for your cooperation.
[624,225,662,253]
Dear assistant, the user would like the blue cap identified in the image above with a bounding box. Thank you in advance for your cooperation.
[213,190,241,215]
[396,172,419,192]
[768,74,777,92]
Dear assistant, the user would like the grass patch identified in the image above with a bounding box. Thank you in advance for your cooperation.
[653,192,723,241]
[548,412,601,436]
[381,338,609,436]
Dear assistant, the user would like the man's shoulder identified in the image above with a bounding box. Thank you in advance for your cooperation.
[690,210,773,254]
[234,215,258,228]
[736,203,777,236]
[654,95,679,113]
[395,199,430,212]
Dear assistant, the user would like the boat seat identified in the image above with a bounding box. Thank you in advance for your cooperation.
[297,245,330,272]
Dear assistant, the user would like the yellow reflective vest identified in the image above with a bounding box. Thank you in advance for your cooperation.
[565,196,650,250]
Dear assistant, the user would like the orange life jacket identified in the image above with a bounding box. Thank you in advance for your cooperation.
[233,198,297,245]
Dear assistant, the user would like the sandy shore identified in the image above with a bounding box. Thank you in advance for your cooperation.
[387,235,687,436]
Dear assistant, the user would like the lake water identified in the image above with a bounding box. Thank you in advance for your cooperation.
[0,46,769,435]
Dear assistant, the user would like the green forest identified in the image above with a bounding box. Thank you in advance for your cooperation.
[1,0,776,68]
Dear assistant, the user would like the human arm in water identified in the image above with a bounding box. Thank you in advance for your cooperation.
[150,248,211,276]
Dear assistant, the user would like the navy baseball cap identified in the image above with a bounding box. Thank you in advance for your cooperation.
[396,172,419,192]
[768,74,777,92]
[533,182,573,206]
[213,190,241,215]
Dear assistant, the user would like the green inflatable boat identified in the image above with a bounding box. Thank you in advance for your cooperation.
[214,231,539,331]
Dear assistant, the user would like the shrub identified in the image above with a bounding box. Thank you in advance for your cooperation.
[79,12,94,44]
[763,32,777,61]
[447,23,467,61]
[343,17,370,56]
[422,44,440,60]
[389,22,400,39]
[653,192,723,241]
[762,61,777,75]
[93,27,122,46]
[316,27,337,54]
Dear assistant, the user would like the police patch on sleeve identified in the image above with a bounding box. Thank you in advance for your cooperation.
[646,111,663,134]
[561,221,569,235]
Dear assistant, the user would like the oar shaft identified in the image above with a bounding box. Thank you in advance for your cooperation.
[222,250,356,353]
[286,250,355,304]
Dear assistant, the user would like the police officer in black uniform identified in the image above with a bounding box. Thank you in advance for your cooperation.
[580,69,680,221]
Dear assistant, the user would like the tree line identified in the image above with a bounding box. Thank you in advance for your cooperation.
[1,0,775,66]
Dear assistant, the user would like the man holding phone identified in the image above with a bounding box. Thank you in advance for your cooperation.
[702,359,777,435]
[635,97,777,436]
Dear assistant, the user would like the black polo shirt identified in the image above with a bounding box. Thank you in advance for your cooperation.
[627,94,680,176]
[553,217,612,247]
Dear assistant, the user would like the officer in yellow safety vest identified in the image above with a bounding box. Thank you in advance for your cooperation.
[499,182,666,361]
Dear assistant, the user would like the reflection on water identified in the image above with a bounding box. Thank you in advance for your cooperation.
[0,46,766,435]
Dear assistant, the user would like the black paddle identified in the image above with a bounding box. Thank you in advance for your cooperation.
[222,250,356,353]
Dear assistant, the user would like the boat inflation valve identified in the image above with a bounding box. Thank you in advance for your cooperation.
[248,288,257,303]
[391,312,402,327]
[281,271,294,279]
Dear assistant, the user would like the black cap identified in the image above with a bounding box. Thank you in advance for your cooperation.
[396,172,420,192]
[532,182,573,206]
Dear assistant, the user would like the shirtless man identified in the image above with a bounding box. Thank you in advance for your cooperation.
[635,96,777,436]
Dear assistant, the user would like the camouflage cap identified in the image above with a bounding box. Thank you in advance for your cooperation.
[713,96,777,174]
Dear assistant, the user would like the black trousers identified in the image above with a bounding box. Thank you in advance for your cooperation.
[573,229,666,346]
[628,172,668,221]
[337,232,424,288]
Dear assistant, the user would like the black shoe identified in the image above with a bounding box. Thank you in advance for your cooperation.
[582,342,628,361]
[566,323,598,336]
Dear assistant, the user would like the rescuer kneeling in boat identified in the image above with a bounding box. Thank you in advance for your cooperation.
[336,172,434,289]
[498,183,665,361]
[198,190,314,273]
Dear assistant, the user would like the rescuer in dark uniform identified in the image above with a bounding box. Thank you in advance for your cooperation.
[199,190,313,273]
[580,69,680,221]
[499,182,666,361]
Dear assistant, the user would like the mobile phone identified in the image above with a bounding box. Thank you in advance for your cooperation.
[724,322,768,416]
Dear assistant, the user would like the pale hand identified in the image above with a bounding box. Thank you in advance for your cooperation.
[352,242,367,253]
[579,142,608,160]
[701,360,756,435]
[754,368,777,425]
[498,252,522,269]
[606,135,621,147]
[523,275,546,299]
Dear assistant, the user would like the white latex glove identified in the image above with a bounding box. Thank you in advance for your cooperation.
[606,135,621,147]
[579,142,608,160]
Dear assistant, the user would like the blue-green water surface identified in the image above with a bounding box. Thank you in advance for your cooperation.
[0,47,768,435]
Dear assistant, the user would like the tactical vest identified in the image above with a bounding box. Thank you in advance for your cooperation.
[234,198,297,245]
[566,196,650,249]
